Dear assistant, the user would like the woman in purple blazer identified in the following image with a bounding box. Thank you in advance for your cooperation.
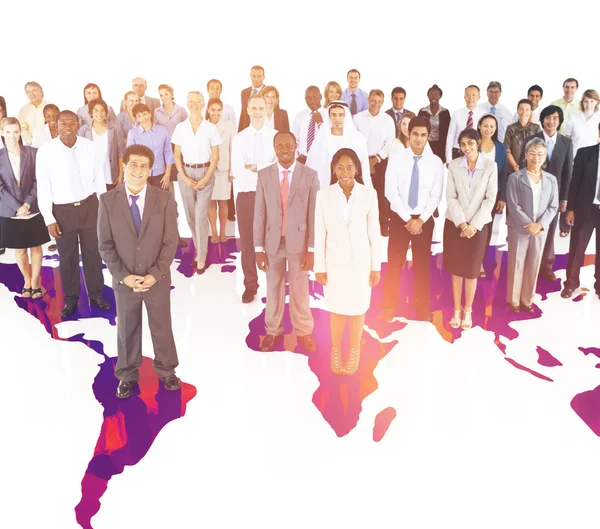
[0,117,50,298]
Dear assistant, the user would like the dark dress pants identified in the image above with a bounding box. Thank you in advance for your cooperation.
[540,210,559,274]
[114,278,179,382]
[371,159,390,230]
[383,213,434,311]
[236,191,258,292]
[53,194,105,304]
[564,206,600,293]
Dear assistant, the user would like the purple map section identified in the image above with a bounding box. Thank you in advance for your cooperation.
[373,407,397,442]
[572,386,600,437]
[175,238,238,277]
[579,347,600,360]
[536,346,563,367]
[504,358,554,382]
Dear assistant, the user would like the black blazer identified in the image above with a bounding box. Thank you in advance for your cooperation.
[567,143,600,217]
[0,145,39,217]
[238,86,252,132]
[417,108,451,161]
[519,132,573,202]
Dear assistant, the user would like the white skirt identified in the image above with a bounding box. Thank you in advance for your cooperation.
[323,260,372,316]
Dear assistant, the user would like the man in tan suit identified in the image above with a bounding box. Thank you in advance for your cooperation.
[98,144,181,399]
[254,131,319,352]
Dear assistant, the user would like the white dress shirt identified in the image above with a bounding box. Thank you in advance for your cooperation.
[446,106,486,162]
[230,125,277,192]
[36,137,107,226]
[337,182,356,224]
[125,183,148,218]
[385,147,444,223]
[542,130,559,157]
[171,119,222,164]
[478,101,513,143]
[292,108,324,157]
[92,129,112,184]
[565,112,600,158]
[353,110,396,158]
[17,100,50,145]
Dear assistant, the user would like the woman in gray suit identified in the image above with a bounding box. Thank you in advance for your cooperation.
[444,129,497,329]
[77,98,124,190]
[506,138,558,312]
[0,117,50,298]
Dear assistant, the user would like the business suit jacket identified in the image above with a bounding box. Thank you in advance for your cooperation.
[0,145,39,217]
[506,168,558,232]
[417,108,451,162]
[97,184,178,287]
[446,156,498,230]
[239,86,253,132]
[78,123,124,184]
[254,162,319,255]
[567,143,600,217]
[519,132,573,202]
[272,108,290,133]
[386,107,414,126]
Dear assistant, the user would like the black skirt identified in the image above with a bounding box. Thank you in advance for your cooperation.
[0,214,50,249]
[443,219,489,279]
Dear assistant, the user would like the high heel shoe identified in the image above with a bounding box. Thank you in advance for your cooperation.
[344,346,361,376]
[331,346,343,375]
[449,308,462,328]
[461,309,473,330]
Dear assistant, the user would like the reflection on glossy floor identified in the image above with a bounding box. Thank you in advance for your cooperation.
[1,221,599,528]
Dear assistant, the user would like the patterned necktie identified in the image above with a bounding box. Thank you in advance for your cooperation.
[251,88,259,98]
[281,170,290,236]
[466,110,473,129]
[130,195,141,235]
[307,116,316,153]
[490,106,496,115]
[547,138,554,161]
[350,93,357,115]
[408,156,421,209]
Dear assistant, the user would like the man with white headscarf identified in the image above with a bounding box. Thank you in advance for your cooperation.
[306,101,371,191]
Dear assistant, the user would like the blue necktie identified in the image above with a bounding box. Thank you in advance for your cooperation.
[547,138,554,161]
[490,106,496,115]
[130,195,141,235]
[408,155,421,209]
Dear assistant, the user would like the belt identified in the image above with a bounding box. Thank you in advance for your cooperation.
[58,194,95,208]
[184,162,210,169]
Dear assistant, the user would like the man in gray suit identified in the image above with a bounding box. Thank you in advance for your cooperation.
[254,131,319,352]
[119,77,160,113]
[98,144,180,399]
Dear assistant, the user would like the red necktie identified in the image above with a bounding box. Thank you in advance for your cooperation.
[466,110,473,129]
[307,117,316,152]
[281,170,290,236]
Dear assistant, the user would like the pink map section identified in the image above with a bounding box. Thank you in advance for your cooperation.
[373,407,397,442]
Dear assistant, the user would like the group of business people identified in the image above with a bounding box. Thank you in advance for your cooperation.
[1,70,599,393]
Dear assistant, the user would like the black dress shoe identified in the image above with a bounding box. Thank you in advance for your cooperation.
[196,265,206,275]
[561,288,574,299]
[48,244,57,252]
[228,215,236,222]
[261,334,282,352]
[161,375,181,391]
[61,303,78,318]
[297,333,317,352]
[116,380,135,399]
[540,269,557,281]
[91,298,111,311]
[520,303,534,313]
[0,248,5,255]
[242,289,256,303]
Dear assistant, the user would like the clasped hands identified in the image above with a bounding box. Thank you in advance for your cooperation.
[315,271,380,287]
[16,203,31,217]
[405,217,424,235]
[179,172,210,190]
[459,223,477,238]
[123,274,157,292]
[524,222,543,237]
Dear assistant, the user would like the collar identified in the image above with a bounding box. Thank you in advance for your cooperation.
[277,162,296,175]
[543,131,558,143]
[337,181,356,196]
[126,183,148,202]
[459,154,484,170]
[136,123,156,133]
[249,124,265,134]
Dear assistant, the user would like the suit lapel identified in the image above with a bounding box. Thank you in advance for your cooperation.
[138,184,156,239]
[271,164,281,210]
[347,183,363,226]
[288,164,301,206]
[460,167,472,200]
[118,186,137,236]
[589,146,599,186]
[19,148,30,188]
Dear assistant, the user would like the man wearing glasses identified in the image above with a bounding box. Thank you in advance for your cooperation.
[36,110,112,318]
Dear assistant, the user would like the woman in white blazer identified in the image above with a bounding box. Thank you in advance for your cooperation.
[314,148,381,376]
[444,129,497,329]
[506,138,558,312]
[206,98,234,243]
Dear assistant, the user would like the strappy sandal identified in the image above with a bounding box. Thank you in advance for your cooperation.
[21,287,32,298]
[344,346,361,376]
[331,346,343,375]
[31,288,43,300]
[210,235,219,244]
[449,307,462,328]
[461,309,473,330]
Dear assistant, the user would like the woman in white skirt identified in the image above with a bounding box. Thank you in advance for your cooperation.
[206,98,234,243]
[314,148,381,376]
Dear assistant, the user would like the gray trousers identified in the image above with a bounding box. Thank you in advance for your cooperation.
[506,227,548,306]
[178,166,214,264]
[236,191,258,291]
[114,278,178,382]
[265,238,314,336]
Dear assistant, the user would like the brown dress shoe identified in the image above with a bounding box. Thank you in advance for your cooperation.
[297,334,316,352]
[508,303,520,313]
[116,380,135,399]
[260,334,282,352]
[520,303,534,313]
[242,289,256,303]
[161,375,181,391]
